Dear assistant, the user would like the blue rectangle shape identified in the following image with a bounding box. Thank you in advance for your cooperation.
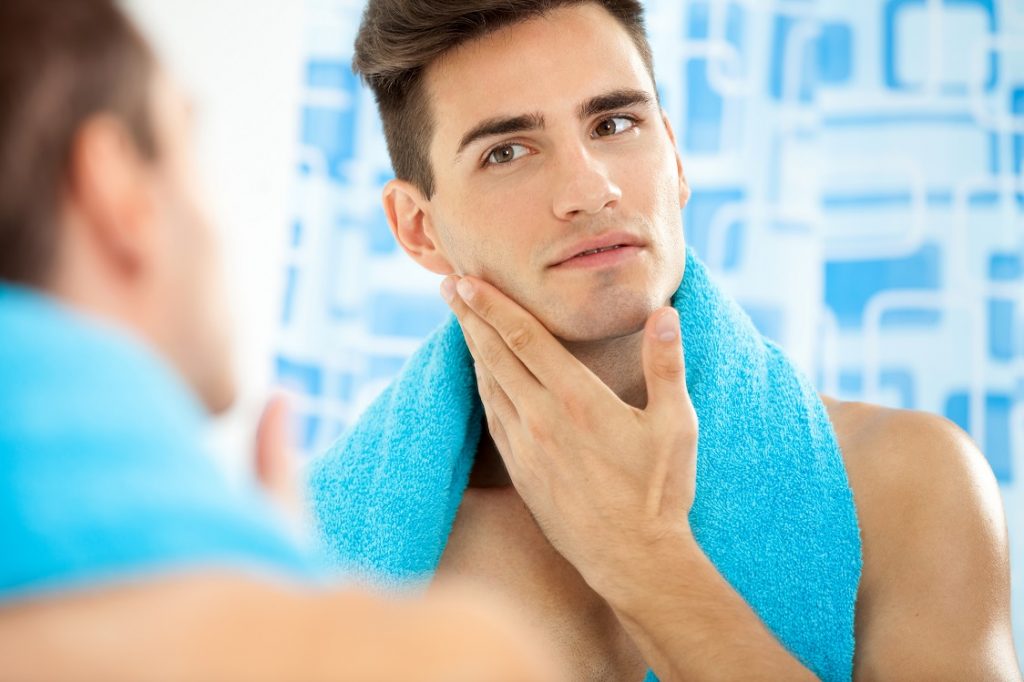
[817,22,853,84]
[883,0,998,93]
[302,107,357,172]
[685,59,723,153]
[990,253,1023,281]
[989,299,1015,361]
[306,60,358,91]
[275,355,324,397]
[825,244,942,328]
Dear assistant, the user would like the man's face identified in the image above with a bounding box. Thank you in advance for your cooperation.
[422,3,690,343]
[144,71,235,413]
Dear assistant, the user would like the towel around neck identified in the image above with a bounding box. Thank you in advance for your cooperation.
[310,248,862,680]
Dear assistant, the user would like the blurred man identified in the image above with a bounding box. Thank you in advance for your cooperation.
[0,1,559,680]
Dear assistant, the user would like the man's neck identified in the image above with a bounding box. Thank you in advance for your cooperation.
[562,328,649,409]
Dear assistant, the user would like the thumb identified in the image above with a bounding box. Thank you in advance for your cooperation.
[255,394,304,519]
[641,307,690,413]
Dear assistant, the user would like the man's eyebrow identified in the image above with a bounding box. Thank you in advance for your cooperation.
[456,113,545,156]
[453,89,653,158]
[577,88,654,119]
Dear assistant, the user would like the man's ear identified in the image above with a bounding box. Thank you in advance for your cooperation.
[661,111,692,209]
[65,115,154,277]
[382,179,455,276]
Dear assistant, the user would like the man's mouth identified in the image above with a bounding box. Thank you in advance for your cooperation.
[550,232,645,268]
[575,244,625,258]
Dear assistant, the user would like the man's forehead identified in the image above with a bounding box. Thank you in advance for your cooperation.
[424,4,654,149]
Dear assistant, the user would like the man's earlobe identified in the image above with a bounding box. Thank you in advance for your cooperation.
[678,158,692,209]
[382,179,455,275]
[660,111,692,209]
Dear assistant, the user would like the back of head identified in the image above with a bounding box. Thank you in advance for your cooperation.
[353,0,653,199]
[0,0,156,287]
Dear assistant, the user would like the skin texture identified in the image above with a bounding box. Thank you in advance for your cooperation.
[386,3,1022,680]
[0,61,563,682]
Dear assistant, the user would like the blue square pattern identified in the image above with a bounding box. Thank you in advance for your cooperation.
[883,0,999,93]
[300,60,362,178]
[824,244,943,329]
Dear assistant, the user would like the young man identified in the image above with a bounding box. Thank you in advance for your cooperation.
[0,2,560,680]
[311,1,1020,680]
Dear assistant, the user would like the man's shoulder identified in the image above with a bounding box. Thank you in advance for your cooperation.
[820,396,997,506]
[820,396,1014,672]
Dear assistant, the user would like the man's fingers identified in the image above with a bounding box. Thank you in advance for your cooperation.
[476,362,519,429]
[255,395,305,521]
[477,367,517,468]
[641,308,692,415]
[255,395,293,495]
[448,276,590,394]
[442,276,543,409]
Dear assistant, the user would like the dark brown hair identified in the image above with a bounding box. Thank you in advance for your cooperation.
[353,0,654,198]
[0,0,157,286]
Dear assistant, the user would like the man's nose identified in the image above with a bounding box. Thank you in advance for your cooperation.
[551,145,622,220]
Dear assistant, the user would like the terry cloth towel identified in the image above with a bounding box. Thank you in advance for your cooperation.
[0,284,321,601]
[310,247,862,681]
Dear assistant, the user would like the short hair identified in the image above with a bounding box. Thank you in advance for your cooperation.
[0,0,157,286]
[353,0,655,198]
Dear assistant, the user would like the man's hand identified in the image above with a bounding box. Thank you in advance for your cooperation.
[254,395,308,538]
[442,275,697,596]
[441,274,817,681]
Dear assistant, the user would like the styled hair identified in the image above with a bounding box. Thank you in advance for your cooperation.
[353,0,654,198]
[0,0,156,286]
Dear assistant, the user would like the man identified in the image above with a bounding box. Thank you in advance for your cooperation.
[311,0,1020,680]
[0,2,560,680]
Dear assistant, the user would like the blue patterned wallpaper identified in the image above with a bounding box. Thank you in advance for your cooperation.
[279,0,1023,658]
[280,0,1023,477]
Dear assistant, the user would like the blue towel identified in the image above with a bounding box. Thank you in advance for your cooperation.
[0,284,321,601]
[310,248,862,681]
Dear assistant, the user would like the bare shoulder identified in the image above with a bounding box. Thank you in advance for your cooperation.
[822,396,1001,514]
[821,396,1019,679]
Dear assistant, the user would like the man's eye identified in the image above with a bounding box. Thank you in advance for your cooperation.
[594,116,637,137]
[485,143,530,166]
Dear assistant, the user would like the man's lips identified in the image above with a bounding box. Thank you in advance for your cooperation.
[549,232,645,267]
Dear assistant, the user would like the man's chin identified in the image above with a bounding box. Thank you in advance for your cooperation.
[542,307,654,346]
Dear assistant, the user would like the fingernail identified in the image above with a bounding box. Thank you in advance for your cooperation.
[440,277,457,303]
[655,309,679,342]
[456,278,476,302]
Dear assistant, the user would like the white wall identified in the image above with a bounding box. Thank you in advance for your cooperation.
[121,0,306,477]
